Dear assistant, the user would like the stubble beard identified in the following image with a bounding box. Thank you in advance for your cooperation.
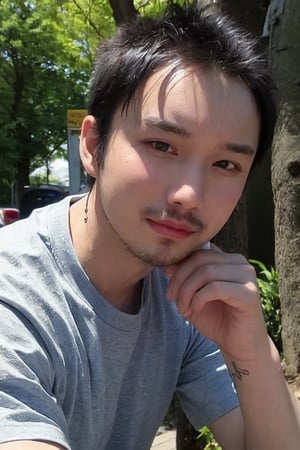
[102,205,205,268]
[123,238,191,267]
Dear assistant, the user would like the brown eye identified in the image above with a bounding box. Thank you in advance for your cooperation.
[214,160,236,170]
[151,141,171,153]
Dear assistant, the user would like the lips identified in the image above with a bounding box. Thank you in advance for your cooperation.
[147,218,195,239]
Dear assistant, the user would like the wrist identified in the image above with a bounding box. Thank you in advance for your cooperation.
[223,337,282,383]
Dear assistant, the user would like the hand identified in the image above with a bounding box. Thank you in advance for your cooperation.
[165,244,269,361]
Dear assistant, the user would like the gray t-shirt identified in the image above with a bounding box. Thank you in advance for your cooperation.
[0,196,238,450]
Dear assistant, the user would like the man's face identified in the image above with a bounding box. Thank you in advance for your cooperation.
[95,65,260,267]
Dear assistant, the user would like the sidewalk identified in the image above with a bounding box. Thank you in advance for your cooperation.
[151,427,176,450]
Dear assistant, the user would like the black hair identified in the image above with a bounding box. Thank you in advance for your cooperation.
[88,2,276,179]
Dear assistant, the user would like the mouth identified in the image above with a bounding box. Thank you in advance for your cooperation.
[147,218,195,240]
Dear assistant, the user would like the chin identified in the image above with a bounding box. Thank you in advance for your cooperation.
[129,243,193,268]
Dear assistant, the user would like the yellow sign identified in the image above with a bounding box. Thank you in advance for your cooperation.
[67,109,87,129]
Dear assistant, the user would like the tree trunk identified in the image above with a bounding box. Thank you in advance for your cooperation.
[213,197,248,255]
[16,151,31,206]
[221,0,276,266]
[108,0,138,25]
[221,0,269,35]
[270,0,300,380]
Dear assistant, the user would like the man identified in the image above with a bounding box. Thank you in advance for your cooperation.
[0,4,299,450]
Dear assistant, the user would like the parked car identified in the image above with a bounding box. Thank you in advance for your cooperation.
[19,184,69,219]
[0,207,20,227]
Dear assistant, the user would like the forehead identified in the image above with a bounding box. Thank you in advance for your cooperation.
[124,64,260,149]
[138,64,257,120]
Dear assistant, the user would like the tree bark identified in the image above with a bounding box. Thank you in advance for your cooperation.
[270,0,300,380]
[220,0,275,266]
[108,0,138,25]
[221,0,269,35]
[213,197,248,255]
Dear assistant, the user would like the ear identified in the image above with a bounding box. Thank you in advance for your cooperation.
[80,115,100,179]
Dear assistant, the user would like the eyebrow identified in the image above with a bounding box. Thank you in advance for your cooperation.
[142,117,256,157]
[142,117,191,137]
[224,143,256,157]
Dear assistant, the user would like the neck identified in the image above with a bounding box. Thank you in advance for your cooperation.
[69,193,150,314]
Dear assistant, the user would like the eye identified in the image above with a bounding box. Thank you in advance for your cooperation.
[213,160,238,171]
[151,141,172,153]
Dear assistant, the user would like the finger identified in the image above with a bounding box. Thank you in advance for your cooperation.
[209,242,223,253]
[167,250,250,300]
[179,279,260,319]
[164,243,229,277]
[164,244,213,277]
[172,262,257,311]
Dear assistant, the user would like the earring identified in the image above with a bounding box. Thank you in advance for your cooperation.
[84,190,91,224]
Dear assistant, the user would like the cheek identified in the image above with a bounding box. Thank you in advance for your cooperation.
[210,182,245,215]
[102,152,161,201]
[206,184,245,239]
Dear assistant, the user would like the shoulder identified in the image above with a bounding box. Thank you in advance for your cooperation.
[0,196,72,278]
[0,198,64,255]
[0,200,74,338]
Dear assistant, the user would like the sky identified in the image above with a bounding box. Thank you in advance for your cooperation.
[31,158,69,185]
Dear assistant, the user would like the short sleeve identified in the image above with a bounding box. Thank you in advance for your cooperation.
[0,301,71,448]
[176,324,239,429]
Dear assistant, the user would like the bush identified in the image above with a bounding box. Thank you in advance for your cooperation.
[197,426,221,449]
[249,260,282,354]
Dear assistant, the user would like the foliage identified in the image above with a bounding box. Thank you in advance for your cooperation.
[0,0,116,203]
[197,426,221,449]
[134,0,194,16]
[62,0,115,56]
[249,260,282,354]
[0,0,202,204]
[0,1,77,199]
[29,172,57,186]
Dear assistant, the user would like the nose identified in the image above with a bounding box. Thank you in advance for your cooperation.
[166,166,205,210]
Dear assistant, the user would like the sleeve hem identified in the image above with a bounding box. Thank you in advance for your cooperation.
[0,423,71,450]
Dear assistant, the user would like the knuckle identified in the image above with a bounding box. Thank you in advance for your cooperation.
[245,263,257,279]
[209,281,223,297]
[232,252,248,264]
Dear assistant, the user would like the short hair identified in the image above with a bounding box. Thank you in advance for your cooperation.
[88,3,276,176]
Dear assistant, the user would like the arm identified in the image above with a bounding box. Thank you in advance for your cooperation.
[0,442,66,449]
[222,338,300,449]
[209,407,245,450]
[165,245,300,450]
[0,302,70,449]
[209,360,300,450]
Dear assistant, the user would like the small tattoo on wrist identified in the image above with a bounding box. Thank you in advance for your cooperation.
[229,361,250,382]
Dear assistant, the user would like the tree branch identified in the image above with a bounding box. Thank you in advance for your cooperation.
[71,0,103,38]
[108,0,138,26]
